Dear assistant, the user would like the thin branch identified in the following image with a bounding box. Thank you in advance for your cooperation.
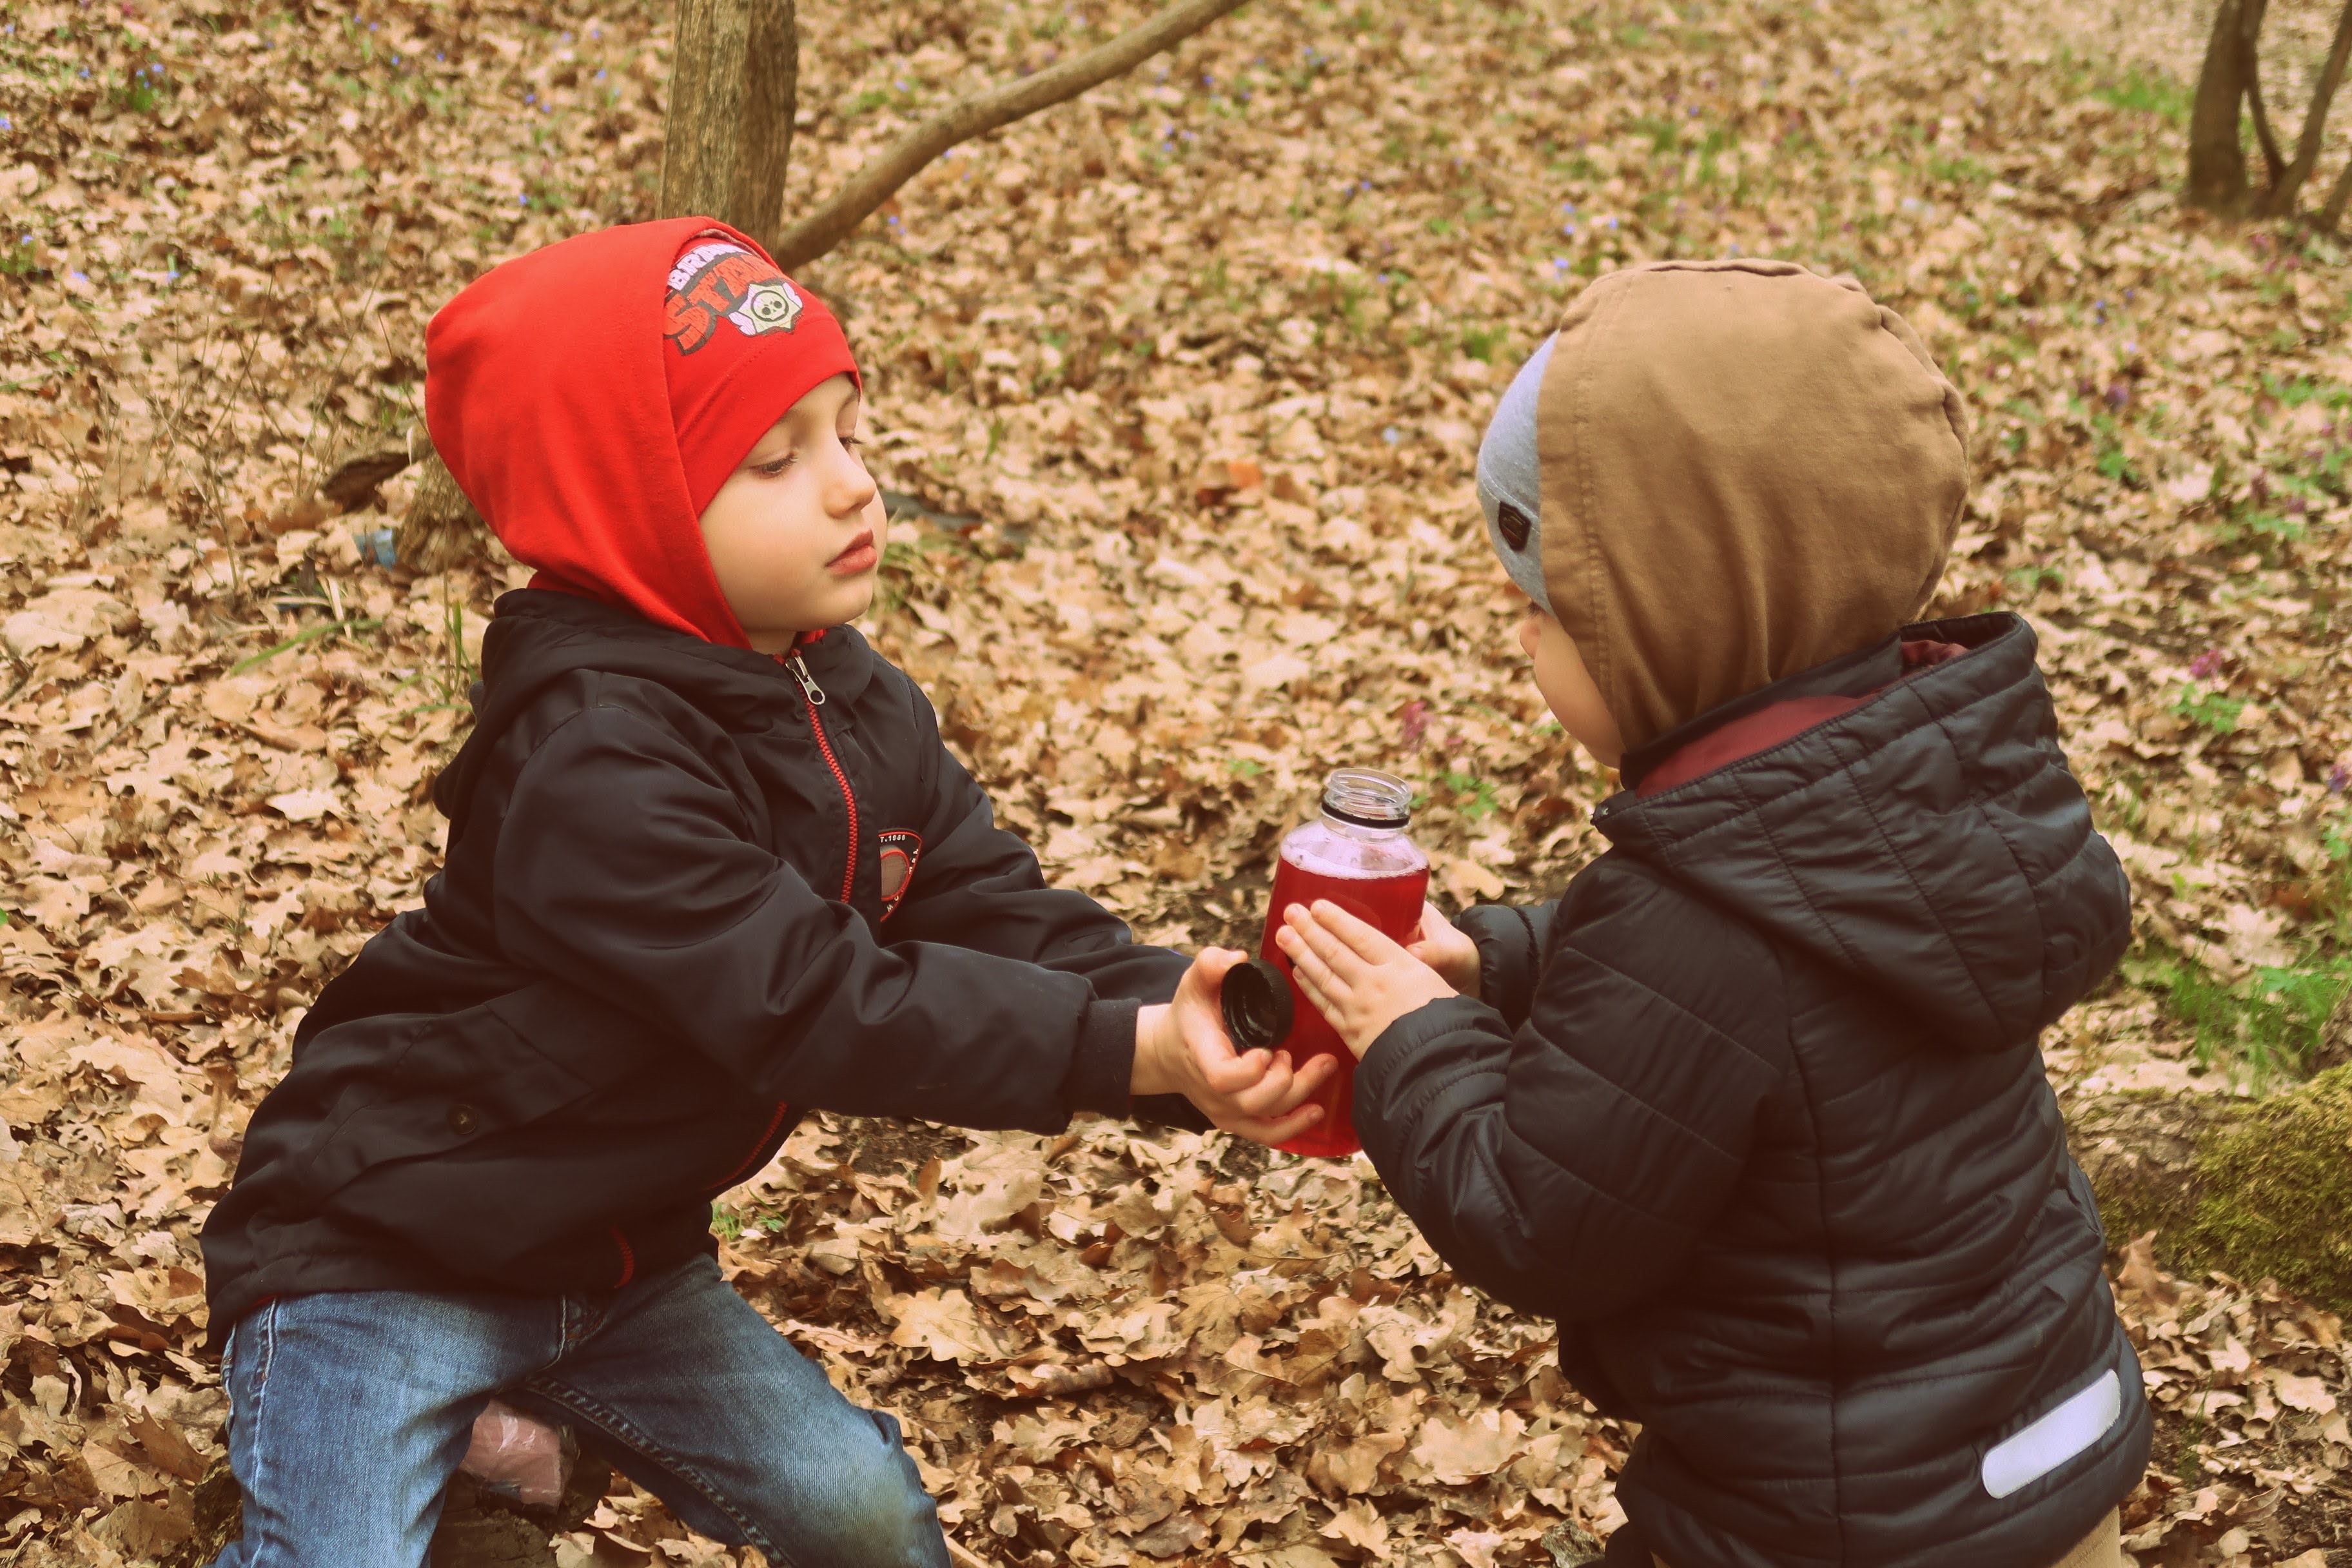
[768,0,1252,272]
[2244,0,2289,190]
[2320,153,2352,231]
[2268,0,2352,215]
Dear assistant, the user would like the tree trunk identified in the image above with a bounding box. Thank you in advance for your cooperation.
[2189,0,2269,215]
[657,0,798,257]
[397,436,489,574]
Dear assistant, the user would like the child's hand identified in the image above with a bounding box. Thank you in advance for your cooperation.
[1276,901,1458,1058]
[1405,902,1481,999]
[1133,948,1337,1144]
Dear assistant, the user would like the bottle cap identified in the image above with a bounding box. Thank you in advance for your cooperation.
[1219,959,1295,1052]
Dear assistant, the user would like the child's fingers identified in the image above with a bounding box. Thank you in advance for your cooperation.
[1223,1052,1300,1117]
[1289,950,1345,1024]
[1288,1048,1342,1100]
[1191,1032,1273,1095]
[1416,902,1453,943]
[1280,906,1367,983]
[1177,945,1244,1004]
[1230,1099,1323,1146]
[1307,900,1410,965]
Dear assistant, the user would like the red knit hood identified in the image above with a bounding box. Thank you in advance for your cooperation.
[423,217,858,647]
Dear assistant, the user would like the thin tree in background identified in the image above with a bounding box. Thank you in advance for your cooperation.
[2187,0,2352,224]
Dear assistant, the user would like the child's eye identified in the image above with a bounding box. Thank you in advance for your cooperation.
[757,453,796,476]
[840,433,864,449]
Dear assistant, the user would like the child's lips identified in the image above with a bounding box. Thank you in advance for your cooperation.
[828,531,877,576]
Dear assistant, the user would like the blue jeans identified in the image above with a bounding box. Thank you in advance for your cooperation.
[208,1254,948,1568]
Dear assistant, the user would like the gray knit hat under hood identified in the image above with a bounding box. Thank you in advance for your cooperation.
[1475,332,1556,614]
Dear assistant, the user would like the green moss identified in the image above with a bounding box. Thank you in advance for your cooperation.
[2180,1064,2352,1311]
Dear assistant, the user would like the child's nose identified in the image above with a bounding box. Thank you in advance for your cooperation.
[827,446,877,518]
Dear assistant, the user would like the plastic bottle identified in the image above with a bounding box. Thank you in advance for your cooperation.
[1221,769,1429,1158]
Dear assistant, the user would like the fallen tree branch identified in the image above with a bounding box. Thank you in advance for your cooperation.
[768,0,1252,272]
[2070,1059,2352,1313]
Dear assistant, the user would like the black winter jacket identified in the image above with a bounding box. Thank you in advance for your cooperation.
[1356,614,2148,1568]
[202,591,1191,1331]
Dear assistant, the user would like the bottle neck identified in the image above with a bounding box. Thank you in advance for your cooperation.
[1318,809,1406,843]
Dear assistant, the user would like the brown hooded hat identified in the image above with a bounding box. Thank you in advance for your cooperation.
[1517,259,1968,752]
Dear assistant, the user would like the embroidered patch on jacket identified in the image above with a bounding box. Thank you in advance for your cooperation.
[663,240,805,356]
[877,829,923,920]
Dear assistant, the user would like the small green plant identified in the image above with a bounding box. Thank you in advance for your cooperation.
[2092,68,2193,126]
[2264,373,2352,409]
[109,60,171,113]
[1459,325,1508,363]
[230,616,383,675]
[2127,946,2352,1086]
[2169,682,2246,734]
[711,1203,743,1240]
[1228,758,1266,778]
[1440,770,1501,821]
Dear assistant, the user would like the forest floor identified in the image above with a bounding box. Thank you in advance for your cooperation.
[5,0,2352,1562]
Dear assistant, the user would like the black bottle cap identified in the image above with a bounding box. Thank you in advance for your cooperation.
[1219,958,1295,1052]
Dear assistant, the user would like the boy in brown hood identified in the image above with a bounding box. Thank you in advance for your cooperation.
[1276,260,2146,1568]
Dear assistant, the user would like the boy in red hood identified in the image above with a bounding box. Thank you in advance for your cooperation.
[197,219,1329,1568]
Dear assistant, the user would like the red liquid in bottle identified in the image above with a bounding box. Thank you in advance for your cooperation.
[1257,774,1429,1158]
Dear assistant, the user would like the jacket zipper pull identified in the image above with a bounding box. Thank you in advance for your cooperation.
[787,654,827,707]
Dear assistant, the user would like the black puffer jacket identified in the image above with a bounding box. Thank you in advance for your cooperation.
[1355,613,2148,1568]
[202,591,1190,1333]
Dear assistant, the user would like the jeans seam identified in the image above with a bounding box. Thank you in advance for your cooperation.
[239,1302,280,1564]
[520,1377,794,1567]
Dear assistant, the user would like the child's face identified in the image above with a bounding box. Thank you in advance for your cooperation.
[1518,605,1624,768]
[698,373,885,652]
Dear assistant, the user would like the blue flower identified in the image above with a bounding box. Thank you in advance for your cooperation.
[594,68,605,79]
[68,270,87,283]
[0,119,10,132]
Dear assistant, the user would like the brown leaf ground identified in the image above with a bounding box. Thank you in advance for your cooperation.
[5,0,2352,1561]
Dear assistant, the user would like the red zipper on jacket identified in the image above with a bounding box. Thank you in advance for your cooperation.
[608,1226,636,1289]
[707,1099,795,1197]
[785,652,858,903]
